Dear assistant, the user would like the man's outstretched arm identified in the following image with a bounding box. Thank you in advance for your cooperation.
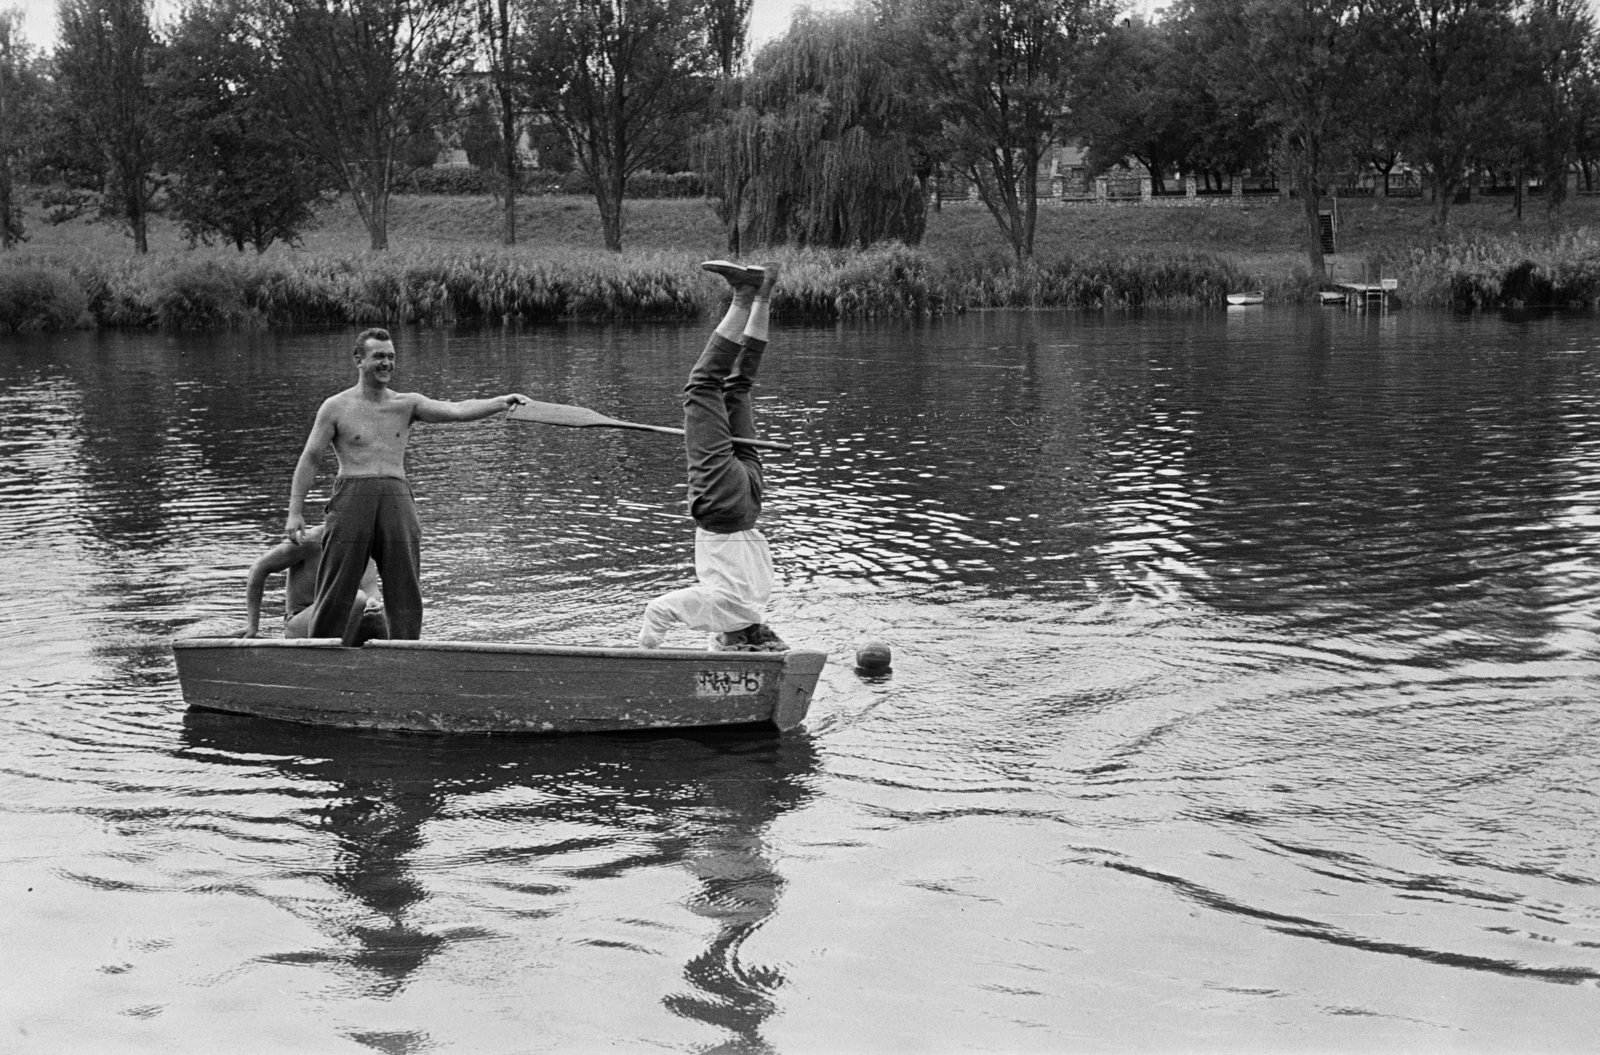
[413,392,530,424]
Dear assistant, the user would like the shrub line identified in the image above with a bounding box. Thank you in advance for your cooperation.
[1,234,1598,333]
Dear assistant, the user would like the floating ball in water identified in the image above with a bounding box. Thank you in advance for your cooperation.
[855,640,892,672]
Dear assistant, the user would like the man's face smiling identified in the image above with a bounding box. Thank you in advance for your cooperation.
[357,339,396,386]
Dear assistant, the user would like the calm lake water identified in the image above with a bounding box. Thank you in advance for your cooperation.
[5,307,1600,1052]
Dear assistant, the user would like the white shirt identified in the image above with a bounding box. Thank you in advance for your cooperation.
[638,528,773,648]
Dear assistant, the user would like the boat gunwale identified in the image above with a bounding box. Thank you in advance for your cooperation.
[172,636,814,664]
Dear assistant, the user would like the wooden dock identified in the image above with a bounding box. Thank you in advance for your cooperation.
[1334,279,1398,310]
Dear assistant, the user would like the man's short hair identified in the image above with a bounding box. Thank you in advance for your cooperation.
[353,327,391,358]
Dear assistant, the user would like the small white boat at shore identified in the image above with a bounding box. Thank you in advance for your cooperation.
[1319,290,1348,305]
[1226,291,1264,306]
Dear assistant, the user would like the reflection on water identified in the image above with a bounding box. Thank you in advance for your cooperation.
[7,311,1600,1050]
[179,712,814,1046]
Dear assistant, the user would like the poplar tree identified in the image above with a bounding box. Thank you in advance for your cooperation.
[911,0,1112,263]
[475,0,522,244]
[1191,0,1371,277]
[55,0,161,253]
[1368,0,1519,223]
[0,11,45,248]
[158,0,330,252]
[1520,0,1600,219]
[519,0,715,251]
[261,0,471,251]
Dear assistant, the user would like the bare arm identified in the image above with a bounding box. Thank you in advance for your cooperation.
[242,540,317,637]
[287,401,338,540]
[412,392,530,424]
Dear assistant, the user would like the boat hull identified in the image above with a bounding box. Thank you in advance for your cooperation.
[171,638,826,734]
[1226,291,1265,305]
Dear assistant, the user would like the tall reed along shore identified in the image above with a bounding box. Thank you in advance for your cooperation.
[3,193,1600,331]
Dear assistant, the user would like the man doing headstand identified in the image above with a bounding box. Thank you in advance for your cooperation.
[638,261,788,652]
[286,327,530,646]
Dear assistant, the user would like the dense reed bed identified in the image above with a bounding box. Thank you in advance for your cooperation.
[0,243,1261,331]
[1366,227,1600,307]
[2,221,1599,333]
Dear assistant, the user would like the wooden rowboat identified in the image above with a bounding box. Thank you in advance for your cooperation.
[1226,290,1265,305]
[1318,290,1348,305]
[171,638,826,734]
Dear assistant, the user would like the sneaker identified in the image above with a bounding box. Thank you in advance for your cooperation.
[713,626,753,651]
[712,623,789,652]
[743,623,789,652]
[701,259,766,289]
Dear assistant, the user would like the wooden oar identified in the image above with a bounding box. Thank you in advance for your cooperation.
[508,400,794,451]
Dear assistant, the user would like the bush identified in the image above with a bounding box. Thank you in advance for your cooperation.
[405,167,493,196]
[626,172,705,199]
[40,186,101,225]
[0,264,88,331]
[402,167,704,199]
[146,260,261,329]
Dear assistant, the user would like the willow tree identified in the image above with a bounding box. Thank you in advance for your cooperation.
[697,8,928,250]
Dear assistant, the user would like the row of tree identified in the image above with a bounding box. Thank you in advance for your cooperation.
[0,0,740,253]
[1071,0,1600,274]
[0,0,1594,275]
[702,0,1600,275]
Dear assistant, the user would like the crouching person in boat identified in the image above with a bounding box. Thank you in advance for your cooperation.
[286,327,531,647]
[240,524,389,644]
[637,261,789,653]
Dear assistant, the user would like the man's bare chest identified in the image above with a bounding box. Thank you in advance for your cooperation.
[334,401,412,448]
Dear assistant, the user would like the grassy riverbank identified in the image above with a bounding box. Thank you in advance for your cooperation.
[3,191,1600,330]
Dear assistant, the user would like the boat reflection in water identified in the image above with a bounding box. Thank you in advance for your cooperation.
[178,711,817,1046]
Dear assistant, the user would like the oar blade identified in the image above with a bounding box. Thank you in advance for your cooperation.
[508,401,614,429]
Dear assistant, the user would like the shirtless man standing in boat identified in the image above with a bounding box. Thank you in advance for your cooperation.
[637,261,788,652]
[286,327,530,645]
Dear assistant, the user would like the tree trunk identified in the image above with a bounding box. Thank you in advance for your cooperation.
[0,167,14,250]
[495,0,517,246]
[362,188,390,251]
[725,179,743,255]
[0,61,11,250]
[370,194,389,250]
[499,90,517,246]
[128,188,148,253]
[1022,147,1039,260]
[1430,163,1456,225]
[1299,175,1324,280]
[596,173,624,251]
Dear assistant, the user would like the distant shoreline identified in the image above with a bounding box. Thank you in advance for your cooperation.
[0,192,1596,331]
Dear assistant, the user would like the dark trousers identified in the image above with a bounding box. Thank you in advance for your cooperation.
[311,476,423,644]
[685,333,765,533]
